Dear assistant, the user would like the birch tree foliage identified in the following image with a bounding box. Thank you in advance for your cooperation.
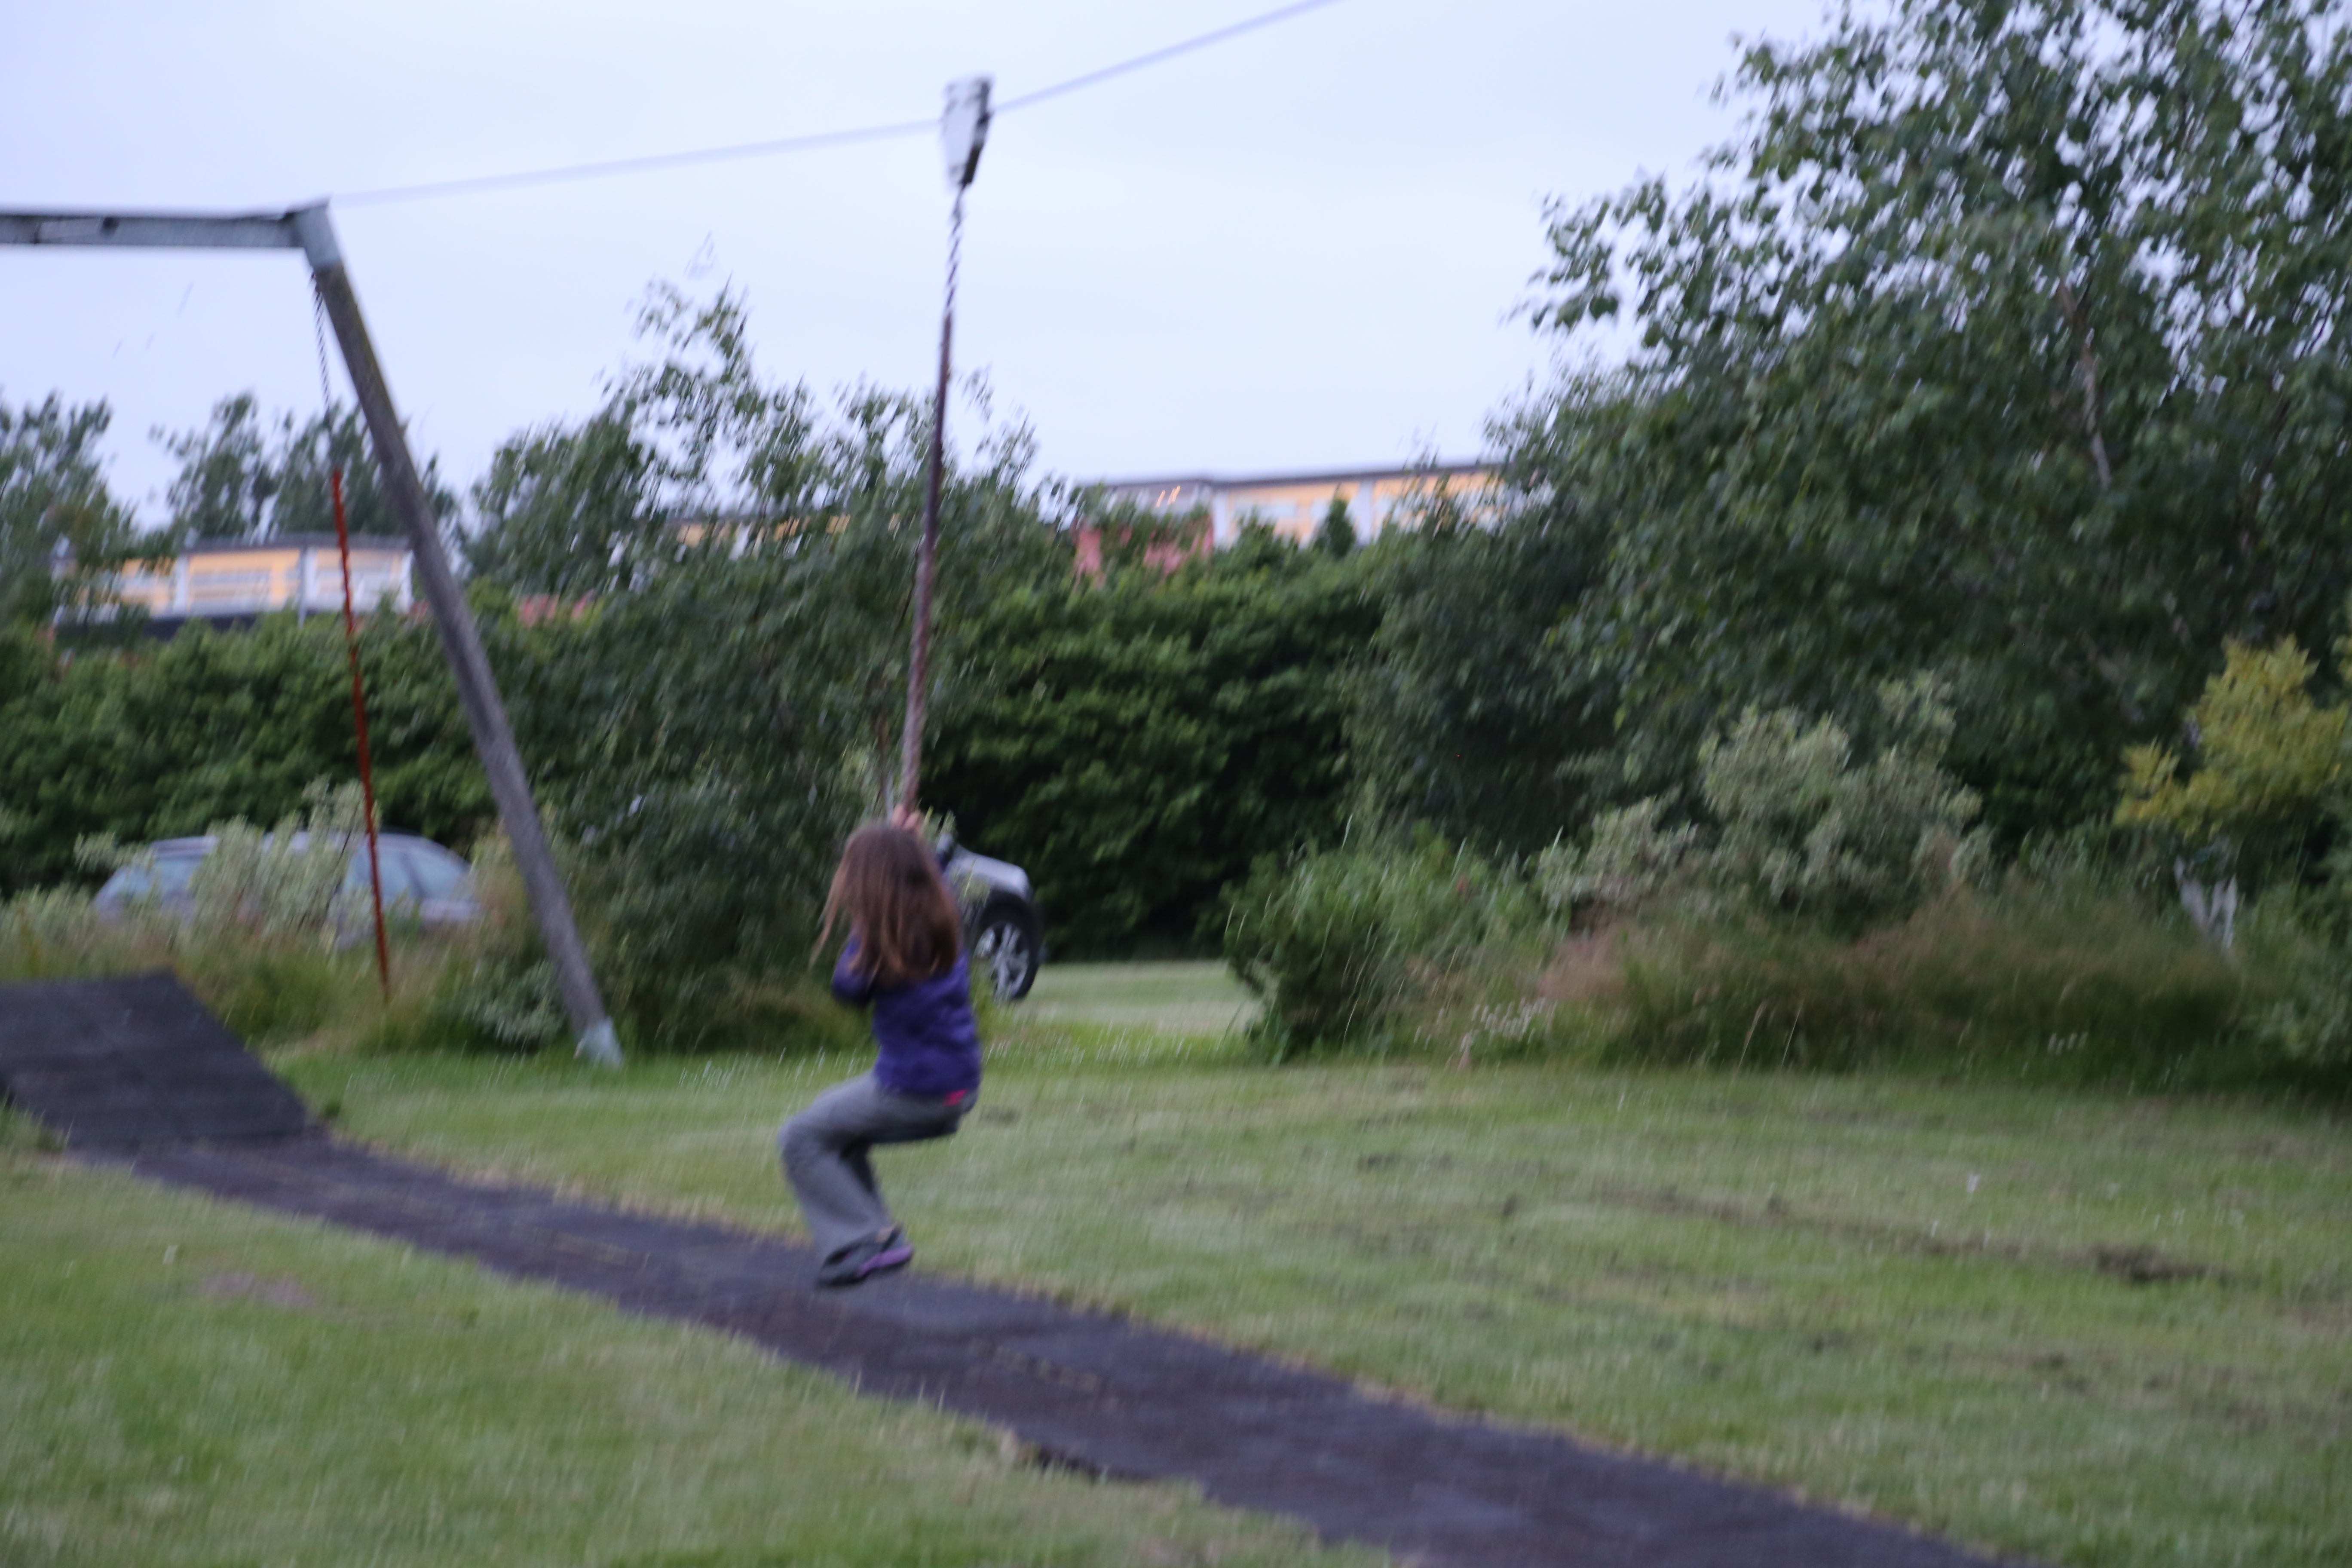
[2116,637,2349,877]
[0,395,141,630]
[457,285,1072,1039]
[1520,0,2352,837]
[157,395,459,546]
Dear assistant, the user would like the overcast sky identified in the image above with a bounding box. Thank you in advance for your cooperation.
[4,0,1833,526]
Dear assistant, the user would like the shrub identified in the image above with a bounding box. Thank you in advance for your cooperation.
[1536,798,1698,917]
[2114,636,2352,950]
[490,563,868,1051]
[0,883,380,1046]
[0,886,132,983]
[1540,677,1989,931]
[1223,835,1533,1055]
[337,830,870,1059]
[2233,888,2352,1083]
[2116,638,2349,879]
[186,781,374,940]
[361,834,568,1055]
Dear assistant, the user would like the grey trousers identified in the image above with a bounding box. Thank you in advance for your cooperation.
[778,1072,971,1260]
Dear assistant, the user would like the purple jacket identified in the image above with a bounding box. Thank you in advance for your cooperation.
[831,938,983,1099]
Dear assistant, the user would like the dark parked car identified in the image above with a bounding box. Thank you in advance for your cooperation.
[941,837,1042,1001]
[93,832,479,931]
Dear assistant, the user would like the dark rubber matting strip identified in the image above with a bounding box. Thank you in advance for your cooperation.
[103,1136,2015,1568]
[0,972,309,1150]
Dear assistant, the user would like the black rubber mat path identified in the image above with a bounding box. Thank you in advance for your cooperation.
[0,971,309,1149]
[8,977,2017,1568]
[100,1139,2010,1568]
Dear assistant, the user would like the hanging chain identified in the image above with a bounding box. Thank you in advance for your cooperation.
[896,187,968,812]
[312,286,337,458]
[944,187,965,354]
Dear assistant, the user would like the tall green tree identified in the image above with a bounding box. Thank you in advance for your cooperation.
[158,392,274,540]
[1521,0,2352,836]
[467,412,665,598]
[456,283,1073,1030]
[1348,486,1616,856]
[158,395,456,544]
[1313,495,1357,559]
[466,282,1072,802]
[0,394,142,631]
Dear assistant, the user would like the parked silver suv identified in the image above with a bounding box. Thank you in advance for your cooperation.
[92,833,479,931]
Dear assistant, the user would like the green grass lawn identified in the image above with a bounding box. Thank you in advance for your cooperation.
[267,962,2351,1568]
[0,1110,1370,1568]
[1020,961,1258,1038]
[9,960,2348,1567]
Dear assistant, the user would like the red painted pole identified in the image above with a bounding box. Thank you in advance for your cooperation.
[331,467,392,1000]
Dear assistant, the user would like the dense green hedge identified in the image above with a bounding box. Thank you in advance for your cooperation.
[0,531,1395,968]
[928,530,1378,956]
[0,535,1389,983]
[0,618,486,894]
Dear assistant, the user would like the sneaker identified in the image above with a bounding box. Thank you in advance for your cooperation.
[817,1229,913,1288]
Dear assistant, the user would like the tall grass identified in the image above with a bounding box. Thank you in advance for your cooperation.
[1222,834,1535,1056]
[0,870,873,1060]
[1608,891,2257,1086]
[1224,840,2350,1094]
[0,885,412,1045]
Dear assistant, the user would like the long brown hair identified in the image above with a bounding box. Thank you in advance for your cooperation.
[820,823,962,984]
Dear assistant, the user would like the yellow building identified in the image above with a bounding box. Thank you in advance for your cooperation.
[103,534,414,631]
[1096,462,1496,548]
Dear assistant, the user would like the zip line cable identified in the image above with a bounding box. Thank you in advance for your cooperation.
[335,119,935,206]
[992,0,1345,112]
[333,0,1345,207]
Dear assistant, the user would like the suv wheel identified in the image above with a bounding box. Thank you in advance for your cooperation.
[971,898,1041,1001]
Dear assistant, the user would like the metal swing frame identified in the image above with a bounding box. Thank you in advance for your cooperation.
[1,204,622,1066]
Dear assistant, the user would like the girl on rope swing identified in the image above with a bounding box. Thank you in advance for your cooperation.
[779,807,981,1288]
